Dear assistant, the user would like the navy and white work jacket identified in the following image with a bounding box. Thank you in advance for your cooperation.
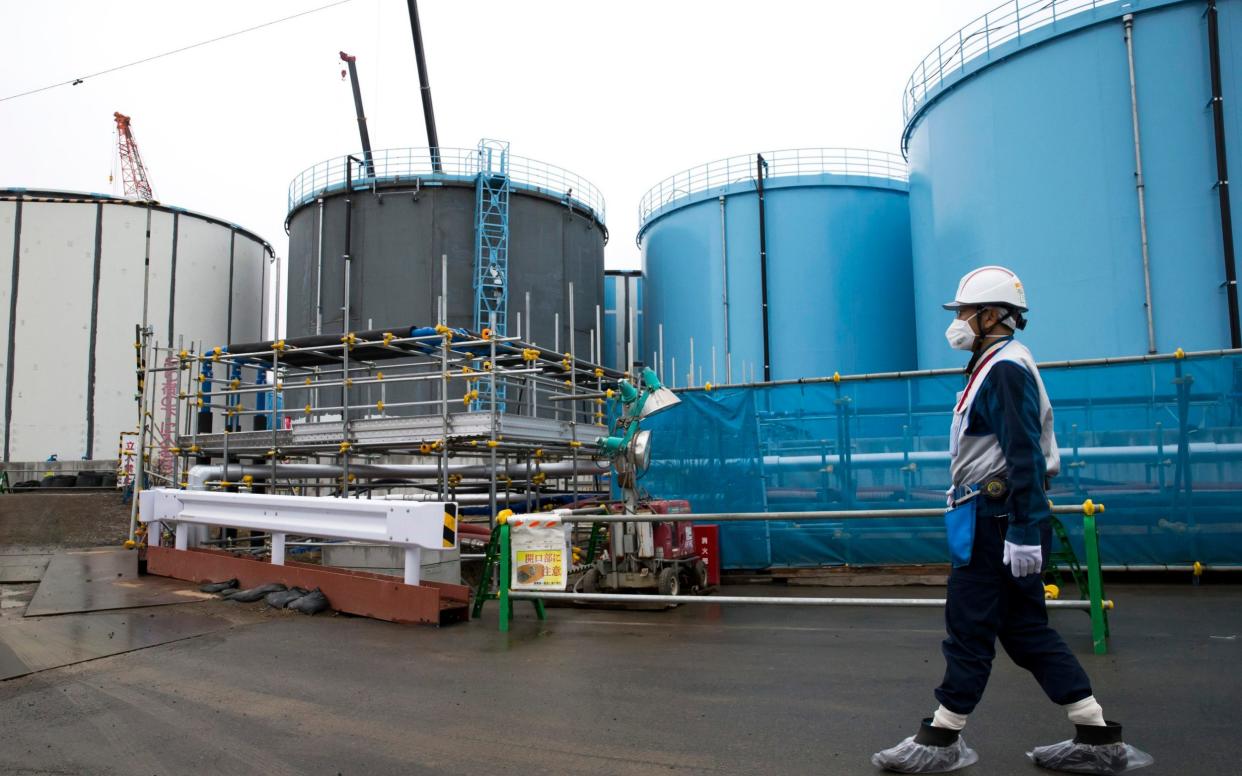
[949,338,1061,546]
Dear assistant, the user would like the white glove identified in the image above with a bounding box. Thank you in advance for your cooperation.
[1003,541,1042,578]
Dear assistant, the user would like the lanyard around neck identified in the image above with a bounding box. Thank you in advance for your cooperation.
[955,339,1012,413]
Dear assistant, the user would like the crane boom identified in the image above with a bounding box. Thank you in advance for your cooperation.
[339,52,376,177]
[113,112,154,200]
[406,0,442,173]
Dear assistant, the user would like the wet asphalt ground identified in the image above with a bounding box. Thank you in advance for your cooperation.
[0,581,1236,775]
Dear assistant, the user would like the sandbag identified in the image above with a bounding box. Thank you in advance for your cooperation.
[199,578,239,593]
[287,589,330,615]
[226,583,287,603]
[264,587,310,608]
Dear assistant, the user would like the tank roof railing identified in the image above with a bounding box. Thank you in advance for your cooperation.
[903,0,1109,128]
[637,147,908,232]
[287,146,605,224]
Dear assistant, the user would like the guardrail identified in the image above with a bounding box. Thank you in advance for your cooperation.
[141,488,457,585]
[637,148,908,231]
[287,146,606,224]
[903,0,1108,125]
[489,500,1113,654]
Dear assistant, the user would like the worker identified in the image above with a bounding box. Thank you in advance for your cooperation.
[872,266,1152,774]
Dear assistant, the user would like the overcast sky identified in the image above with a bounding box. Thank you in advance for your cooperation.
[3,0,990,279]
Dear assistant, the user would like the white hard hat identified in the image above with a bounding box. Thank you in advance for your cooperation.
[943,265,1028,312]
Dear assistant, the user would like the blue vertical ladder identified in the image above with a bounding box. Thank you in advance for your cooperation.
[473,139,510,411]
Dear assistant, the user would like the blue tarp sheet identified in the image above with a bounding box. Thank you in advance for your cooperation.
[638,353,1242,569]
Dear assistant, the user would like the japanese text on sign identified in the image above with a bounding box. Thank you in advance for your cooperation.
[510,518,571,591]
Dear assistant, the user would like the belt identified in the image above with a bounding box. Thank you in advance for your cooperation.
[950,484,980,505]
[951,477,1009,507]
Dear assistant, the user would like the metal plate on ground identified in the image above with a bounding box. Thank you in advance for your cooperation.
[24,549,212,617]
[0,554,52,582]
[0,608,233,680]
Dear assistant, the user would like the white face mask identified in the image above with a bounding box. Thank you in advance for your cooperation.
[945,314,978,351]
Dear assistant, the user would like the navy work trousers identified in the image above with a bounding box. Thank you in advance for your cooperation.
[934,500,1093,715]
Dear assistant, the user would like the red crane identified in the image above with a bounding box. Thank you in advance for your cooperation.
[113,112,154,200]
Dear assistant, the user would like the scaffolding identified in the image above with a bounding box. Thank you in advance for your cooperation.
[125,316,627,542]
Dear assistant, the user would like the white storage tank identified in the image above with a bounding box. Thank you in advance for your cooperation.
[0,189,273,464]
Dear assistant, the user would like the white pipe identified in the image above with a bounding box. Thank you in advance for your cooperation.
[658,323,664,382]
[404,547,422,585]
[377,491,586,504]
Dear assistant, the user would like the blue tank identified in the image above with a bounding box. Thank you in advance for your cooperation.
[637,149,914,384]
[905,0,1242,368]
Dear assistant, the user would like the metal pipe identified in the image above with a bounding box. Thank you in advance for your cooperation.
[569,282,579,508]
[440,253,449,501]
[405,0,442,173]
[1101,564,1242,571]
[719,195,731,358]
[658,323,664,382]
[270,348,279,488]
[511,591,1109,610]
[621,274,629,373]
[673,347,1242,392]
[273,252,282,343]
[379,491,589,505]
[185,460,608,490]
[656,441,1242,472]
[489,313,498,524]
[128,325,151,542]
[689,337,695,388]
[756,154,772,381]
[341,159,356,497]
[1123,14,1156,354]
[528,504,1096,524]
[1207,0,1241,348]
[627,301,635,376]
[316,205,325,335]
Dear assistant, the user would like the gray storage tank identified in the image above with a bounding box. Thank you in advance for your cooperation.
[285,145,606,351]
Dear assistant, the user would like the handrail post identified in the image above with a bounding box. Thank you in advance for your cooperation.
[1081,500,1108,655]
[498,520,512,632]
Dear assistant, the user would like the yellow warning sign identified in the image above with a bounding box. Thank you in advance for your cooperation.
[510,517,570,591]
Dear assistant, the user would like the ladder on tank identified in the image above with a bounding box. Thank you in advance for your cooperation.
[473,139,511,411]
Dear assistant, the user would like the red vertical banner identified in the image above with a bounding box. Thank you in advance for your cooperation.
[692,524,720,586]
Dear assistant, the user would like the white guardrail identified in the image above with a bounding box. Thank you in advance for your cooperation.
[141,489,457,585]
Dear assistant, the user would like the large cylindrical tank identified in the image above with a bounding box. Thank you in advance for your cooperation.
[637,149,914,384]
[905,0,1242,368]
[285,147,606,355]
[0,189,272,462]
